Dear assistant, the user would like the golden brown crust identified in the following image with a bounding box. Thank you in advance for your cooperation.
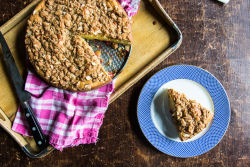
[77,0,132,43]
[27,0,44,24]
[168,89,214,141]
[25,0,131,91]
[112,0,133,42]
[33,0,45,14]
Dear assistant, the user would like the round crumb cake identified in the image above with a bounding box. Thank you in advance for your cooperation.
[25,0,132,91]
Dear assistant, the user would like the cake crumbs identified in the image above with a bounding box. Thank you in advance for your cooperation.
[95,50,102,56]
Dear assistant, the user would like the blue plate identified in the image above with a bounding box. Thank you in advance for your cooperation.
[137,65,230,158]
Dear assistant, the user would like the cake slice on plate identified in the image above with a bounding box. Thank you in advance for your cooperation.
[167,89,214,141]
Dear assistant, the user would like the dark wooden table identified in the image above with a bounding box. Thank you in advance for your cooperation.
[0,0,249,166]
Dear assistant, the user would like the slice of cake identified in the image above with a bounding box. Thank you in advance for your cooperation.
[168,89,214,141]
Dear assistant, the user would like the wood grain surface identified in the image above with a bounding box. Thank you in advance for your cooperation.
[0,0,249,166]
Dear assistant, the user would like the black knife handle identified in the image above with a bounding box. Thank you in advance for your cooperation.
[21,101,48,150]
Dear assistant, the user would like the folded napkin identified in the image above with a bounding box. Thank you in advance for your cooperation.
[12,0,140,151]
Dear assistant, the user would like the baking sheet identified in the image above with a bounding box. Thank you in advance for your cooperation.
[0,0,182,157]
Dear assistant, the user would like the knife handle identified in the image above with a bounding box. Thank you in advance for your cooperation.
[21,101,48,150]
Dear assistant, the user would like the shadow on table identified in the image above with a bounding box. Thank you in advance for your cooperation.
[126,76,152,145]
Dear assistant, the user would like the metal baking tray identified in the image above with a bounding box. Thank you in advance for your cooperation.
[0,0,182,158]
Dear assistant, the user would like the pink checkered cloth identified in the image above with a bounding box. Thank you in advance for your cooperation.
[119,0,141,17]
[12,0,140,151]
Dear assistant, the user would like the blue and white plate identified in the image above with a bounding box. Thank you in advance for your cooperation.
[137,65,230,158]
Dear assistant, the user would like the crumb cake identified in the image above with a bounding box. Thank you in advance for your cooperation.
[25,0,132,91]
[168,89,214,141]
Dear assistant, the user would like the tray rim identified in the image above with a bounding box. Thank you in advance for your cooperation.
[109,0,182,103]
[0,0,182,158]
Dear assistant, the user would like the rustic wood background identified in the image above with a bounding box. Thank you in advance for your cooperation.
[0,0,249,166]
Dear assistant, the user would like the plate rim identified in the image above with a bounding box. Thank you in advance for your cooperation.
[137,64,231,158]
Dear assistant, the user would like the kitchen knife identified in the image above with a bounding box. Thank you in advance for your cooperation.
[0,31,48,150]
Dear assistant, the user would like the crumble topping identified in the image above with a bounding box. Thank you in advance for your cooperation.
[25,0,132,91]
[168,89,214,141]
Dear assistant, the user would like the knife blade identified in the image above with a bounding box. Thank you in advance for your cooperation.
[0,31,48,150]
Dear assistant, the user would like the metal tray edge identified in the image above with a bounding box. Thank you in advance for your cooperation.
[0,0,182,158]
[110,0,182,103]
